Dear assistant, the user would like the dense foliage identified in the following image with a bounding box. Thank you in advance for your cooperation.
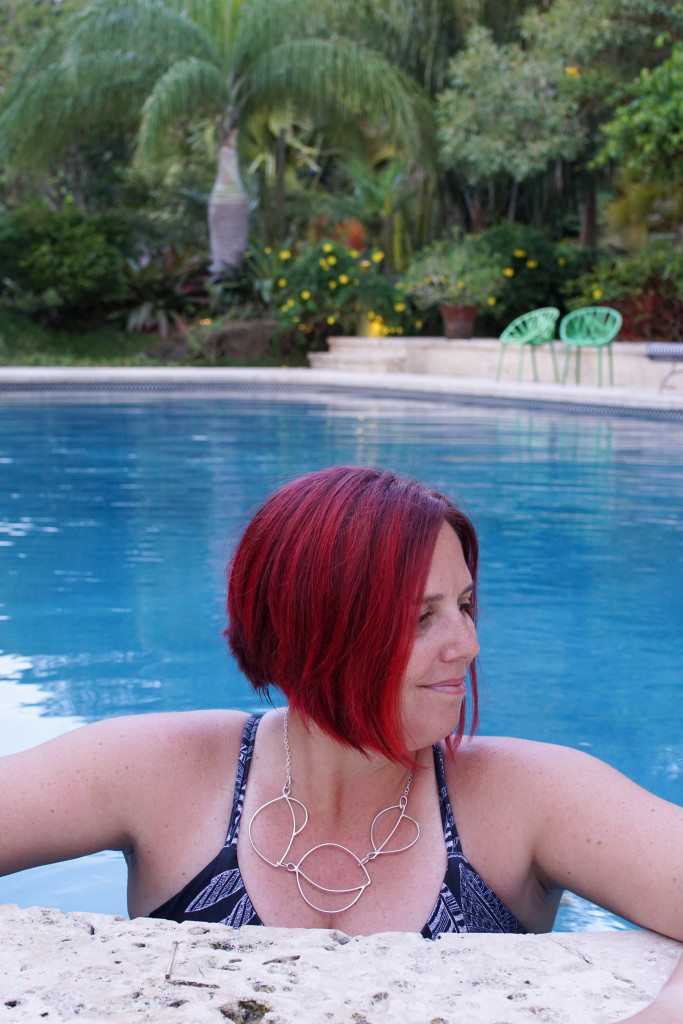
[1,0,683,351]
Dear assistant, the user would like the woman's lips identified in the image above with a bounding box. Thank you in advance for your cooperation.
[424,678,466,695]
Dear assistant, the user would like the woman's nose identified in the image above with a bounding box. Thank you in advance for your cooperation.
[441,611,480,662]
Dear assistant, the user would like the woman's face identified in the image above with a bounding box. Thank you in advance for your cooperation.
[401,521,480,751]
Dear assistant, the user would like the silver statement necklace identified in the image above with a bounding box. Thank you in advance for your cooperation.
[248,709,421,914]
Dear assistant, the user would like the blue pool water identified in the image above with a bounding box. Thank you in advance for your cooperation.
[1,389,682,931]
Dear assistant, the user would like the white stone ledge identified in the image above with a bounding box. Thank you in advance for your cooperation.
[1,904,681,1023]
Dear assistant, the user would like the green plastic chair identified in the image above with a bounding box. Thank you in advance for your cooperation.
[495,307,560,382]
[559,306,623,386]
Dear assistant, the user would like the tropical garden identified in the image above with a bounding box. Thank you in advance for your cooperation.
[1,0,682,365]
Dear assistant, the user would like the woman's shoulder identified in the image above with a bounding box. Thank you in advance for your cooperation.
[448,733,599,769]
[86,708,254,779]
[442,734,613,808]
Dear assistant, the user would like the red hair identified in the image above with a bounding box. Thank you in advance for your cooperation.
[225,466,479,763]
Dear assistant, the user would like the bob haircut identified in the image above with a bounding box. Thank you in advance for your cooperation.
[225,466,479,764]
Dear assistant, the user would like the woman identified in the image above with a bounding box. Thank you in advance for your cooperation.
[1,466,682,1020]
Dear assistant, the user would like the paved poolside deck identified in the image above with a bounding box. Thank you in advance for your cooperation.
[1,365,682,418]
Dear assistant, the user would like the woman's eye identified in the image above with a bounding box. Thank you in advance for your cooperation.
[419,608,433,626]
[459,602,472,615]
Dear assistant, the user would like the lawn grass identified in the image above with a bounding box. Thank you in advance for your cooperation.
[0,312,309,368]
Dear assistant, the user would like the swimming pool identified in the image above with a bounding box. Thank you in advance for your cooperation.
[1,389,682,931]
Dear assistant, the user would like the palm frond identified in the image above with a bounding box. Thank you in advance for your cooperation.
[136,57,231,167]
[67,0,223,65]
[238,37,436,161]
[0,0,226,173]
[0,50,167,172]
[230,0,361,71]
[164,0,249,57]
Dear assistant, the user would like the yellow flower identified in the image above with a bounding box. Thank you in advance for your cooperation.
[319,258,329,270]
[326,315,336,325]
[264,246,272,254]
[353,278,360,285]
[199,318,212,326]
[371,250,384,263]
[394,302,406,312]
[280,304,289,312]
[277,277,287,287]
[503,267,515,278]
[322,242,334,253]
[327,255,337,265]
[558,256,566,266]
[278,249,291,260]
[301,290,311,300]
[338,274,349,285]
[329,280,337,289]
[593,288,603,300]
[349,248,360,259]
[456,280,464,289]
[293,316,300,323]
[396,327,403,335]
[514,249,526,258]
[416,320,423,329]
[564,65,580,79]
[487,297,497,306]
[526,259,538,269]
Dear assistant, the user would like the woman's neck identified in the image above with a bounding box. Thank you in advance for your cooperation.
[277,707,431,826]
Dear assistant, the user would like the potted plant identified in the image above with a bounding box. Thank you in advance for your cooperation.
[401,236,503,338]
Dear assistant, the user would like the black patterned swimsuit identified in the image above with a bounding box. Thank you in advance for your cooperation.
[149,714,526,937]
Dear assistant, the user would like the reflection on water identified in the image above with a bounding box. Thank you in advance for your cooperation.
[1,392,682,928]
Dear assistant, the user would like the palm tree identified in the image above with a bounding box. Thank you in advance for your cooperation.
[0,0,434,268]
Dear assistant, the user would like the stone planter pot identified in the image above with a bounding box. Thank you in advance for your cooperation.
[439,304,477,339]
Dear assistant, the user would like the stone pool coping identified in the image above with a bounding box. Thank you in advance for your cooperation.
[1,365,682,419]
[1,904,681,1023]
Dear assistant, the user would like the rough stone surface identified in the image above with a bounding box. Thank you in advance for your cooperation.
[0,905,680,1023]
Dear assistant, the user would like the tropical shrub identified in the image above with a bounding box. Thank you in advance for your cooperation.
[273,240,418,348]
[472,222,591,328]
[563,240,683,340]
[120,246,211,338]
[0,204,132,326]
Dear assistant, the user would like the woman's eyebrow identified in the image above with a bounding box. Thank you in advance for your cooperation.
[416,582,474,604]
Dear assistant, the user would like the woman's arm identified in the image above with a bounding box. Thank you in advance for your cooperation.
[451,737,683,1022]
[0,710,247,905]
[527,744,683,943]
[526,742,683,1023]
[620,955,683,1023]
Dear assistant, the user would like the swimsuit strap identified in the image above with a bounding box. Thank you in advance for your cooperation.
[432,742,461,857]
[225,713,263,847]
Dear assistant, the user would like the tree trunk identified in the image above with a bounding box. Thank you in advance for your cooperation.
[579,176,597,248]
[507,178,519,221]
[274,128,287,244]
[208,129,249,272]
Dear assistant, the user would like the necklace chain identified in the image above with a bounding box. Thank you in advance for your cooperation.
[248,709,420,914]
